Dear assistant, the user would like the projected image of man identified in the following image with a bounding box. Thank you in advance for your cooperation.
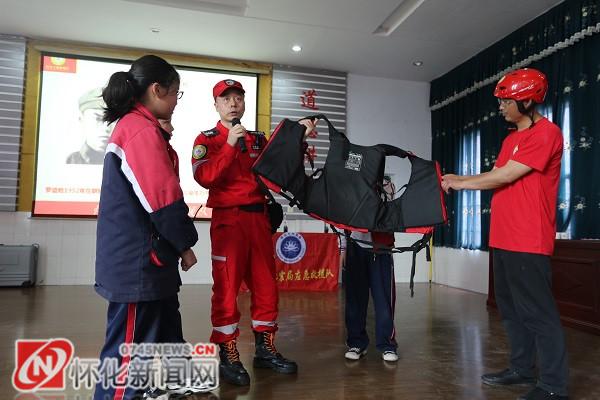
[66,88,115,164]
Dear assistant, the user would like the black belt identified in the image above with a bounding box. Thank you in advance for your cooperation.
[239,203,265,213]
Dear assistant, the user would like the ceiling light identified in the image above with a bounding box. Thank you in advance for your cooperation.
[292,45,302,53]
[413,61,423,66]
[150,27,160,33]
[373,0,427,37]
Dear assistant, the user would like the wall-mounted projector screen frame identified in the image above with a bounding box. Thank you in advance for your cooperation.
[20,41,272,219]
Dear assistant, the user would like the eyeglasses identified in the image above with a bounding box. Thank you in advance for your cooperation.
[157,83,184,100]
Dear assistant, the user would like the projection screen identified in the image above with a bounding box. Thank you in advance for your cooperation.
[32,54,258,218]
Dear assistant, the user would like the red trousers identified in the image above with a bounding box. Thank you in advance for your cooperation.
[209,206,278,343]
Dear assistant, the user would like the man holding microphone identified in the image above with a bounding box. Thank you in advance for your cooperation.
[191,79,316,386]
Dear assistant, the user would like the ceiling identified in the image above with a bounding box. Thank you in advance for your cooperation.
[1,0,563,81]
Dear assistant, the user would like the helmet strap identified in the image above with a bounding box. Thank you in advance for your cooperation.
[516,100,536,129]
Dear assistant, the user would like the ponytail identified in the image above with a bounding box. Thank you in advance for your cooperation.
[102,55,179,124]
[102,71,136,124]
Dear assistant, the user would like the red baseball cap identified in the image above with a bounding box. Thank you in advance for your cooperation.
[213,79,245,99]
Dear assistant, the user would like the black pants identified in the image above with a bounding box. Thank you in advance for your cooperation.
[493,248,569,396]
[94,295,185,400]
[345,241,397,352]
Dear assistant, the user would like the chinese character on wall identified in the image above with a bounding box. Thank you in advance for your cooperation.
[300,89,319,110]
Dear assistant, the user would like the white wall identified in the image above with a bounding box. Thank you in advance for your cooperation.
[432,247,489,294]
[0,212,330,286]
[0,212,210,285]
[346,74,432,172]
[0,211,441,286]
[347,74,434,284]
[345,74,489,291]
[2,73,489,292]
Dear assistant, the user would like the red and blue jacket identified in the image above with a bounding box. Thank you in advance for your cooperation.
[95,104,198,303]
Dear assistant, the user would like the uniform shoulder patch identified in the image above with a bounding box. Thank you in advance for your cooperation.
[192,144,208,160]
[202,128,218,137]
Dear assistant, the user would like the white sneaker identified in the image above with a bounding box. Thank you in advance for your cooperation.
[166,378,215,395]
[143,388,169,400]
[382,350,398,362]
[344,347,367,360]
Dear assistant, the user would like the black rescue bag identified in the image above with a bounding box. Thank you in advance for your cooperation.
[253,114,447,232]
[252,114,447,296]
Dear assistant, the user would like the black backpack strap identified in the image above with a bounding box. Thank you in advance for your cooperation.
[300,114,352,158]
[331,225,432,297]
[377,144,411,159]
[405,233,432,297]
[254,177,285,233]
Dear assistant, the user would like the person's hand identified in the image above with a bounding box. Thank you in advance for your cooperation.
[180,248,197,271]
[226,123,246,147]
[299,118,318,139]
[441,174,463,193]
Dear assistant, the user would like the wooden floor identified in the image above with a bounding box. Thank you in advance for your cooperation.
[1,284,599,400]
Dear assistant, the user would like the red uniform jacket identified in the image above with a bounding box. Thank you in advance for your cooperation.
[191,121,267,208]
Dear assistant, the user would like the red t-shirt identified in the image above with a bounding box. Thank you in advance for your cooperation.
[489,118,563,255]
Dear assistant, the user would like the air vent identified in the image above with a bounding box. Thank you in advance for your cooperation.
[123,0,247,16]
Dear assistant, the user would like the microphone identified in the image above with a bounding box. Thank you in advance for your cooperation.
[231,118,247,153]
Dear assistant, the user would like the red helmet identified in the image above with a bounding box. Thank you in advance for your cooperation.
[494,68,548,103]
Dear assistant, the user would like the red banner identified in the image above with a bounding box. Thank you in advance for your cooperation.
[273,232,340,291]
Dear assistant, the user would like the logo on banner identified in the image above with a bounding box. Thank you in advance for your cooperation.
[276,232,306,264]
[12,338,75,392]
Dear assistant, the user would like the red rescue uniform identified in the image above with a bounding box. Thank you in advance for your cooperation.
[192,121,277,343]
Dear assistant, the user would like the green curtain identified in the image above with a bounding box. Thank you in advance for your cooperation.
[431,0,600,248]
[430,0,600,108]
[547,32,600,237]
[432,87,503,249]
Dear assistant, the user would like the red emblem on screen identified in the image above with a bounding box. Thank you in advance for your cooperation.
[43,56,77,73]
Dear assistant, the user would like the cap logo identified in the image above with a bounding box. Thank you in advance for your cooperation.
[225,80,235,86]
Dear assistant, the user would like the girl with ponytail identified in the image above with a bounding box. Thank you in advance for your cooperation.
[94,55,202,399]
[102,54,181,124]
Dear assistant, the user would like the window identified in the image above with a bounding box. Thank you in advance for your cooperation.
[458,128,482,249]
[555,103,572,238]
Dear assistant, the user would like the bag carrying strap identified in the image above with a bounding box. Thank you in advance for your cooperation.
[300,114,353,159]
[332,225,432,297]
[377,144,411,159]
[300,114,346,139]
[256,176,283,204]
[300,116,414,165]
